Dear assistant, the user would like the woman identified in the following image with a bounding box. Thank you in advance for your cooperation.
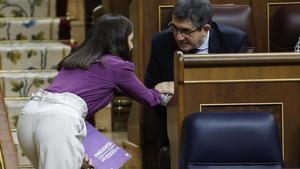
[17,14,173,169]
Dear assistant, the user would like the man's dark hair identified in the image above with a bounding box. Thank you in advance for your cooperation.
[58,14,133,70]
[172,0,213,28]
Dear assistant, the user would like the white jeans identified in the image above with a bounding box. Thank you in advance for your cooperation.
[17,89,88,169]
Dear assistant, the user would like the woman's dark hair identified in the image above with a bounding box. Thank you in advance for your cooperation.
[57,14,133,70]
[172,0,213,28]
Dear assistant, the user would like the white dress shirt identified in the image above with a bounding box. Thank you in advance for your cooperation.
[195,31,210,54]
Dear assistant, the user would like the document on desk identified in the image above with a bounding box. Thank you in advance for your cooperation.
[83,121,131,169]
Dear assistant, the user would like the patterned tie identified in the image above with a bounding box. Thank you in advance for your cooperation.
[186,48,208,54]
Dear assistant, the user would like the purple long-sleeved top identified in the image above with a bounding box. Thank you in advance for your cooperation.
[46,54,162,117]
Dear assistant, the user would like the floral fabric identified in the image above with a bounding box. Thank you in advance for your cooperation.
[0,18,60,41]
[0,0,57,17]
[0,42,71,70]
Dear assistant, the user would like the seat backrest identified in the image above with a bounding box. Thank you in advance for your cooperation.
[269,4,300,52]
[212,4,256,52]
[180,112,283,169]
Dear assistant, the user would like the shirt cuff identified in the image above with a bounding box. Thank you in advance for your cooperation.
[161,93,171,106]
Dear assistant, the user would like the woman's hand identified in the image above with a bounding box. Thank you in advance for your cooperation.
[155,81,174,94]
[81,154,96,169]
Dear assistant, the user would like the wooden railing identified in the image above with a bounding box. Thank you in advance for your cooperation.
[0,86,18,169]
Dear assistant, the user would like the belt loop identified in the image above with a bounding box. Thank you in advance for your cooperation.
[30,92,35,100]
[39,91,47,106]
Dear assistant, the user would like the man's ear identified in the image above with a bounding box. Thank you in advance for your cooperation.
[202,24,211,32]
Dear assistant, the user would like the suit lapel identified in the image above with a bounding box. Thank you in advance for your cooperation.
[208,23,222,53]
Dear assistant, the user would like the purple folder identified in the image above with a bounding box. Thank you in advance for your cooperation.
[83,121,131,169]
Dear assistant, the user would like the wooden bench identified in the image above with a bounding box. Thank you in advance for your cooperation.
[168,52,300,169]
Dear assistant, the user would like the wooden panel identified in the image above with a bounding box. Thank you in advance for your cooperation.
[67,0,85,20]
[94,104,112,132]
[0,86,18,169]
[158,5,173,31]
[182,82,300,167]
[182,52,300,81]
[268,2,300,52]
[122,141,142,169]
[184,65,300,81]
[0,148,4,169]
[251,0,300,52]
[127,0,144,146]
[168,52,300,169]
[102,0,130,17]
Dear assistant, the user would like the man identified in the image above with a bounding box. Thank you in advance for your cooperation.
[143,0,248,169]
[295,36,300,52]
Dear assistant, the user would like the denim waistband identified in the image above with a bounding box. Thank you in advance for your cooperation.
[31,89,88,119]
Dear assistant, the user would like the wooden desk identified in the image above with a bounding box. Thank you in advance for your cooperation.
[168,52,300,169]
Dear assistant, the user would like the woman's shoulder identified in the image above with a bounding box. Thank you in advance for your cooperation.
[103,54,134,71]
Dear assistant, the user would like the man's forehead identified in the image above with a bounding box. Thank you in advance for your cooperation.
[171,17,195,28]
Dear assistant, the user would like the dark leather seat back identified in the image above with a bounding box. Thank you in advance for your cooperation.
[212,4,256,52]
[269,4,300,52]
[180,112,283,169]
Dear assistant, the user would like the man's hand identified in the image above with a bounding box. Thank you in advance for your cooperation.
[155,81,174,94]
[81,154,96,169]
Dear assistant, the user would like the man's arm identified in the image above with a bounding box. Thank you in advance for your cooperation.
[237,33,248,52]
